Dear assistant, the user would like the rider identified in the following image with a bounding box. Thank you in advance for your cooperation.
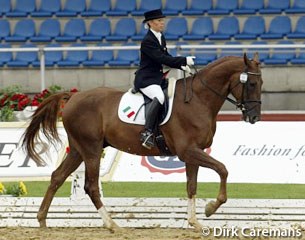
[134,9,195,149]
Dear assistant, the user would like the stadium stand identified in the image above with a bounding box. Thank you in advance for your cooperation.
[0,0,11,16]
[55,19,86,42]
[182,0,212,15]
[6,0,36,17]
[5,19,35,42]
[108,43,139,66]
[208,16,239,40]
[33,43,64,67]
[260,16,291,39]
[6,43,38,67]
[194,42,217,65]
[0,43,13,67]
[162,0,187,15]
[248,41,269,62]
[131,0,162,16]
[131,23,147,41]
[208,0,238,15]
[31,19,61,42]
[83,43,114,67]
[287,16,305,39]
[57,43,88,67]
[259,0,290,14]
[235,16,265,40]
[105,18,136,41]
[183,17,213,40]
[106,0,136,16]
[80,18,111,42]
[233,0,264,15]
[31,0,61,17]
[81,0,111,17]
[286,0,305,13]
[55,0,86,17]
[264,40,296,65]
[164,17,188,41]
[0,19,10,41]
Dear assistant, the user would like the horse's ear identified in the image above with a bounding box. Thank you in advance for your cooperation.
[243,53,251,66]
[253,52,260,62]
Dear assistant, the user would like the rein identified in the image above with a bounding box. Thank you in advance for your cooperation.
[186,65,261,111]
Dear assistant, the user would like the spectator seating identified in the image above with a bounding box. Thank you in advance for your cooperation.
[286,0,305,13]
[55,0,86,17]
[208,16,239,40]
[106,0,136,16]
[219,41,243,58]
[287,16,305,39]
[5,19,35,42]
[163,0,187,15]
[83,43,114,66]
[55,19,86,42]
[194,42,217,65]
[0,43,13,67]
[235,16,265,40]
[162,0,187,16]
[259,0,290,14]
[31,0,61,17]
[6,43,38,67]
[131,0,162,16]
[6,0,36,17]
[264,40,295,65]
[108,43,139,66]
[233,0,264,14]
[81,0,111,17]
[208,0,238,15]
[260,16,291,39]
[248,41,269,62]
[105,18,136,41]
[0,0,11,16]
[0,19,10,41]
[183,17,213,40]
[32,43,63,67]
[164,17,188,40]
[80,18,111,42]
[31,19,61,42]
[291,42,305,64]
[131,24,147,41]
[182,0,212,15]
[57,43,88,67]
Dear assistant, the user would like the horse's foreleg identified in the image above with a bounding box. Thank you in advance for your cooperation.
[37,148,82,227]
[180,148,228,218]
[83,154,120,231]
[185,164,202,231]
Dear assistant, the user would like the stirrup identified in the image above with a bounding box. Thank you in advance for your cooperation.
[141,132,155,149]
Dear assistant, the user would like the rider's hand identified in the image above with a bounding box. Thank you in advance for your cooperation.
[186,56,196,66]
[181,65,192,74]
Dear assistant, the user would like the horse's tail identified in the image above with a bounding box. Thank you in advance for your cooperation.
[22,92,73,166]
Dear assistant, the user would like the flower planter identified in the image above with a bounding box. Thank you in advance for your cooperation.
[12,106,37,121]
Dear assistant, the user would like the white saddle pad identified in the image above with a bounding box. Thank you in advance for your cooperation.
[118,78,177,125]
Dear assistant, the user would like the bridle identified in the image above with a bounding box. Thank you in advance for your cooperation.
[187,65,262,113]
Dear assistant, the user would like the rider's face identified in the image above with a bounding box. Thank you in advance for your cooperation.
[148,18,165,32]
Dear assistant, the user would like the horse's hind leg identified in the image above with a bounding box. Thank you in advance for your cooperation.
[37,146,82,227]
[185,163,202,231]
[81,144,120,231]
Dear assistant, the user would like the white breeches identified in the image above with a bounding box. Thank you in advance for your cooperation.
[140,84,165,104]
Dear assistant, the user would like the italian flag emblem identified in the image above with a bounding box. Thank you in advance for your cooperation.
[123,106,135,118]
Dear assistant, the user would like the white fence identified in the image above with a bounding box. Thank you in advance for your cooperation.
[0,197,305,229]
[0,44,304,91]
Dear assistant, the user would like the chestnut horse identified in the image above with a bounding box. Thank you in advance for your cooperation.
[22,53,262,231]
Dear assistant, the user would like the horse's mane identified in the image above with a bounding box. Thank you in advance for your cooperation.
[199,56,242,74]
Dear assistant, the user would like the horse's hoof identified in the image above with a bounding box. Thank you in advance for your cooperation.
[39,220,47,228]
[188,219,203,232]
[107,224,123,233]
[205,200,216,217]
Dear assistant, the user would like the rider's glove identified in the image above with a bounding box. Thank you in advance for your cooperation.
[181,65,192,74]
[186,56,196,66]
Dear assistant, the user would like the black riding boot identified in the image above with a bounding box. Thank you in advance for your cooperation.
[141,98,162,149]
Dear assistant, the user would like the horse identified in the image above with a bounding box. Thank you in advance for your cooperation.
[22,53,263,231]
